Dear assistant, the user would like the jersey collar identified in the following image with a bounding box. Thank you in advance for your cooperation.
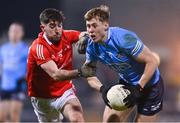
[43,33,52,45]
[104,28,111,43]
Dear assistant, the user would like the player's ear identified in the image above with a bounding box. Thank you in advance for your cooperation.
[40,25,45,32]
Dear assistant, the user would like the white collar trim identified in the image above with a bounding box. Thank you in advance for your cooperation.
[43,33,52,45]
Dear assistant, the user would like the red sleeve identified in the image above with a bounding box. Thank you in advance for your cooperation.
[64,30,80,44]
[31,43,52,65]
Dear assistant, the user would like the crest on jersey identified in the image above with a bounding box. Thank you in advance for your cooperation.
[123,33,137,46]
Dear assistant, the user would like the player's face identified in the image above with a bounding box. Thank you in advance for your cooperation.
[8,24,24,43]
[41,20,62,44]
[86,17,109,42]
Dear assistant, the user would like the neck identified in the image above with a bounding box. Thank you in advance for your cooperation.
[99,30,108,44]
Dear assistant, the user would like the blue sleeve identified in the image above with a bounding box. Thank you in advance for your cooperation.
[117,31,144,57]
[121,33,144,57]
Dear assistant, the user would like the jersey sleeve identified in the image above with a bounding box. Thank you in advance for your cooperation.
[119,31,144,57]
[31,43,52,65]
[66,30,80,44]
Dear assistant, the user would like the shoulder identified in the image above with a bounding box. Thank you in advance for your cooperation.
[109,27,135,37]
[110,27,139,45]
[62,30,80,43]
[1,42,10,48]
[29,39,50,60]
[63,30,80,34]
[63,30,80,37]
[29,38,43,53]
[0,43,11,53]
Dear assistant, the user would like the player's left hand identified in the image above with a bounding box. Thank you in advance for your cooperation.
[76,33,89,54]
[78,63,96,77]
[122,84,143,108]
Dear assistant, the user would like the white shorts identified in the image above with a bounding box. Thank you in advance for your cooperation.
[31,88,77,122]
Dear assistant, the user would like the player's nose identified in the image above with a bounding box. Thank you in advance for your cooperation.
[88,27,94,34]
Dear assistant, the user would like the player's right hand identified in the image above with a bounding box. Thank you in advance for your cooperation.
[122,84,143,108]
[76,33,89,54]
[78,63,96,77]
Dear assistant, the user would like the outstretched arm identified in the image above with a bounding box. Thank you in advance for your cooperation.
[41,59,97,81]
[135,45,159,88]
[87,76,102,91]
[152,52,160,66]
[41,60,79,81]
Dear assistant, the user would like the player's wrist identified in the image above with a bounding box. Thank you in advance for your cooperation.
[77,68,82,77]
[136,84,143,91]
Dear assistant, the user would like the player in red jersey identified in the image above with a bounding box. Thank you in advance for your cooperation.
[27,8,95,122]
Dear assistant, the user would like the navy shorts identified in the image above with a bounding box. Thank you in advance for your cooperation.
[119,76,164,116]
[0,90,25,101]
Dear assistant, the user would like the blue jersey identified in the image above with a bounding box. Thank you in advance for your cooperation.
[86,27,160,87]
[0,41,29,91]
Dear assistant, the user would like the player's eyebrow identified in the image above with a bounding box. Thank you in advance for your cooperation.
[86,22,97,27]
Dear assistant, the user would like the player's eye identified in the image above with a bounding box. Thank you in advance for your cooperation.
[86,24,90,28]
[49,24,56,29]
[92,24,97,28]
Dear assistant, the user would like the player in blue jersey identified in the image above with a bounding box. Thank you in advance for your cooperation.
[80,5,164,122]
[0,22,29,122]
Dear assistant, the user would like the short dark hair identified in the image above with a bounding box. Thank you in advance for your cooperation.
[39,8,65,24]
[84,5,110,22]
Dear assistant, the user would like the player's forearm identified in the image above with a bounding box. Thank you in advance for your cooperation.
[87,77,102,91]
[152,52,160,66]
[52,69,79,81]
[139,58,158,88]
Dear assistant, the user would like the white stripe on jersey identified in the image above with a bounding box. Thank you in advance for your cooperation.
[36,44,45,60]
[40,45,45,59]
[131,41,142,56]
[36,44,41,59]
[38,45,42,59]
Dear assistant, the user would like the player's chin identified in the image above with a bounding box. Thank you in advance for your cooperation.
[51,38,60,44]
[91,37,99,42]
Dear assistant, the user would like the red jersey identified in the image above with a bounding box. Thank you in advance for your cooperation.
[27,30,80,98]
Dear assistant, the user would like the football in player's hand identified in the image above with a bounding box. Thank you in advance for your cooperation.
[107,84,131,111]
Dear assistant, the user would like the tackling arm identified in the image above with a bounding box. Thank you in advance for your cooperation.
[135,45,159,88]
[87,76,102,91]
[41,60,79,81]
